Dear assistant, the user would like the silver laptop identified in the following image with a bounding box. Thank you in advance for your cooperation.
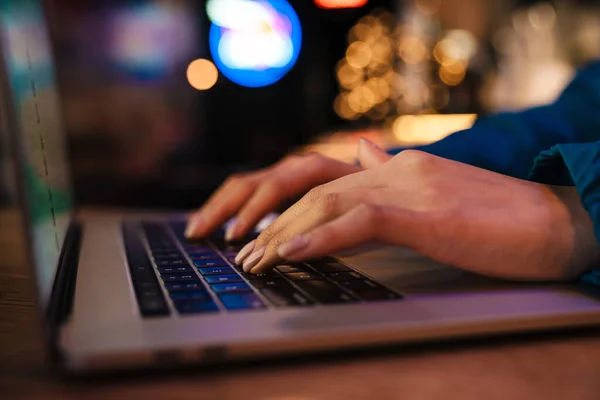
[3,0,600,375]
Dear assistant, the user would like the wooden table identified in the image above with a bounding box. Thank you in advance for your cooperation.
[3,211,600,400]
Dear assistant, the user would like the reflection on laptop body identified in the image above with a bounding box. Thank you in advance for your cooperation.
[3,0,600,374]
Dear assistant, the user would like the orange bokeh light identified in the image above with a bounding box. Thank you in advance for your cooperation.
[314,0,368,9]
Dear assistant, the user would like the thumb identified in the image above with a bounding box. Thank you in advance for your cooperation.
[357,138,392,169]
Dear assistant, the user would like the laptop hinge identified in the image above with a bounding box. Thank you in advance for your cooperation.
[45,220,82,363]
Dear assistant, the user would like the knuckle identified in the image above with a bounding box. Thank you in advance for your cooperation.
[396,150,434,171]
[279,153,302,167]
[260,178,281,196]
[305,152,328,170]
[356,203,380,221]
[256,225,277,245]
[305,185,324,201]
[224,173,250,187]
[317,192,340,214]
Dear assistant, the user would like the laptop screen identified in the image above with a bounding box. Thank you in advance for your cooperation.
[0,0,73,307]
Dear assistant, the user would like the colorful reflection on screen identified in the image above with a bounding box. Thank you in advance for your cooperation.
[207,0,302,87]
[0,0,73,306]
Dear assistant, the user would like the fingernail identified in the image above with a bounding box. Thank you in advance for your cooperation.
[225,221,238,242]
[185,217,202,238]
[243,247,265,272]
[361,137,383,151]
[277,235,309,258]
[235,239,256,265]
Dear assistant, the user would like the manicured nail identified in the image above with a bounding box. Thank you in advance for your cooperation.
[235,240,256,265]
[277,235,309,258]
[243,247,265,272]
[225,221,238,242]
[185,217,202,238]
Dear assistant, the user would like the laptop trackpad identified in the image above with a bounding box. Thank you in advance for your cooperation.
[341,246,527,295]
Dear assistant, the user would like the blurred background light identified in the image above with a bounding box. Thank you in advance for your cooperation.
[392,114,477,144]
[314,0,368,10]
[187,59,219,90]
[109,3,192,79]
[206,0,302,88]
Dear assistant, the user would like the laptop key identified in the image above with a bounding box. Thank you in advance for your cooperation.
[158,266,191,274]
[325,271,365,281]
[339,279,381,291]
[152,253,182,260]
[164,282,204,292]
[243,271,279,280]
[285,272,324,281]
[295,281,356,304]
[198,266,235,275]
[276,264,310,273]
[138,294,170,316]
[189,253,220,260]
[170,290,209,301]
[193,260,228,267]
[149,247,179,254]
[130,263,157,282]
[123,223,170,316]
[219,293,265,310]
[161,273,200,282]
[205,274,243,284]
[155,259,188,266]
[210,282,252,293]
[309,262,352,273]
[261,287,312,307]
[250,277,288,289]
[175,299,219,314]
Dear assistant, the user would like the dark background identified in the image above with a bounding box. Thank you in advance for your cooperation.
[41,0,600,209]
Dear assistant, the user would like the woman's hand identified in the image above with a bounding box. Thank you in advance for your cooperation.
[237,139,600,281]
[185,152,362,241]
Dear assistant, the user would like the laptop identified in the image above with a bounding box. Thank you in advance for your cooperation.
[3,0,600,375]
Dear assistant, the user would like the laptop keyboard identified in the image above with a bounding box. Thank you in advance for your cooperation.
[123,220,403,317]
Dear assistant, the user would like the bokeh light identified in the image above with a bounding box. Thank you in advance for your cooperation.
[346,41,372,68]
[398,37,427,65]
[392,114,477,144]
[187,59,219,90]
[109,3,193,78]
[335,11,397,121]
[206,0,302,88]
[314,0,368,9]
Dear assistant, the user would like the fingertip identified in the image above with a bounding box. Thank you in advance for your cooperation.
[184,216,204,238]
[224,220,238,242]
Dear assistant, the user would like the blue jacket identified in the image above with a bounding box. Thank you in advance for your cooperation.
[389,60,600,281]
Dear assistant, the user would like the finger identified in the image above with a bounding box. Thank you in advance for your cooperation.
[226,155,360,241]
[225,180,286,241]
[277,205,424,261]
[357,138,392,169]
[249,166,368,251]
[186,173,261,238]
[244,191,357,273]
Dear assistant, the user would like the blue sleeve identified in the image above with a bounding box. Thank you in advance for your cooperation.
[527,142,600,285]
[388,60,600,179]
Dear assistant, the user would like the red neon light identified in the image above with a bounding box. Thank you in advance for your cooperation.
[314,0,368,9]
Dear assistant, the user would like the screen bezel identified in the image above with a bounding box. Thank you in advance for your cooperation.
[0,0,76,328]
